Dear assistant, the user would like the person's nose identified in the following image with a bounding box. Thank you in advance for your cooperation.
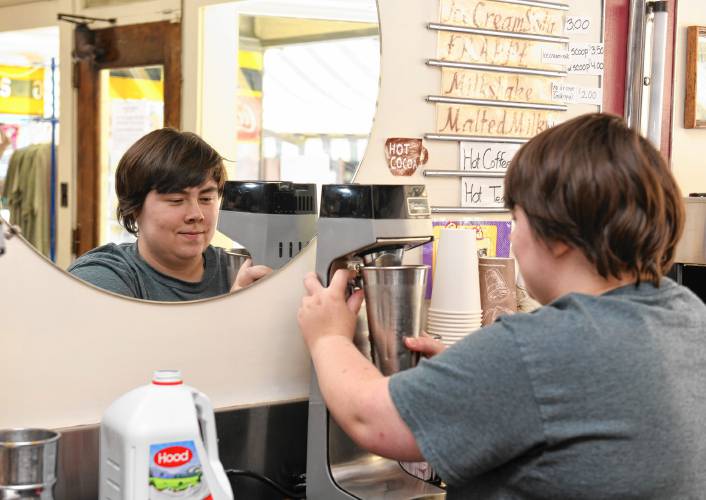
[184,199,205,224]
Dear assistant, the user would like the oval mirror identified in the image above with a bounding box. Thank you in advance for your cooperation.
[0,0,380,302]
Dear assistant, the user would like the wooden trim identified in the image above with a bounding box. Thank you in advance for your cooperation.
[685,25,706,129]
[164,23,182,129]
[75,58,99,257]
[74,21,181,257]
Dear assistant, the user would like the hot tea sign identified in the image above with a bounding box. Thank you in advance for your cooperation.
[461,177,505,208]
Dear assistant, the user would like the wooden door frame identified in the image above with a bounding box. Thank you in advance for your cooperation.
[74,20,181,257]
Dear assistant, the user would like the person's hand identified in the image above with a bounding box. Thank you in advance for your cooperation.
[231,258,272,291]
[298,269,364,351]
[404,333,447,358]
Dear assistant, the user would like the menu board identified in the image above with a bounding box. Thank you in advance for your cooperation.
[436,32,566,70]
[439,0,565,36]
[441,68,557,104]
[436,104,559,138]
[425,0,603,210]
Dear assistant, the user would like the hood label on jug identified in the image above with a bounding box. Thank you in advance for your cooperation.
[155,446,192,467]
[149,441,212,500]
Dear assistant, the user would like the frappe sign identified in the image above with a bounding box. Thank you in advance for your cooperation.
[385,138,429,176]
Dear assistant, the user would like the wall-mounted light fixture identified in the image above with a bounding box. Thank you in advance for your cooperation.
[624,0,669,149]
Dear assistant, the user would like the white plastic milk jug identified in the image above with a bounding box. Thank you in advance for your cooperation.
[99,370,234,500]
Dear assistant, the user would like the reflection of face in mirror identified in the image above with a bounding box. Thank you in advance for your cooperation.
[135,180,220,280]
[0,11,379,289]
[67,128,272,301]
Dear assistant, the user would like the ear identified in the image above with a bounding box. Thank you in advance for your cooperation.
[547,240,571,259]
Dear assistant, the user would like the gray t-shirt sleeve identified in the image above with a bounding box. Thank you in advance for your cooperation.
[388,321,545,485]
[69,261,136,297]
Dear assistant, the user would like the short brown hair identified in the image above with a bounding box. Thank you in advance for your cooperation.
[115,128,227,235]
[504,113,684,285]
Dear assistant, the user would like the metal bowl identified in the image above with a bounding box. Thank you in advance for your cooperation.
[0,429,60,489]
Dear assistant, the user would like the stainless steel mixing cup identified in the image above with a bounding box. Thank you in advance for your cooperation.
[224,248,251,288]
[0,429,60,500]
[360,265,429,376]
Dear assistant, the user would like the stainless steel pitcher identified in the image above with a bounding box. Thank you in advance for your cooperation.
[0,429,60,500]
[361,265,429,376]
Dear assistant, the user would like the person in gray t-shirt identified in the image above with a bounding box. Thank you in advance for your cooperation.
[68,241,232,302]
[297,113,706,498]
[68,128,270,301]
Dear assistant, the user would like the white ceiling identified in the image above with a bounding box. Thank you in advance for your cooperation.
[0,0,42,6]
[231,0,378,23]
[0,26,59,65]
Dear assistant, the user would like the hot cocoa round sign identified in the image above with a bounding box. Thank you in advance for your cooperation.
[385,137,429,176]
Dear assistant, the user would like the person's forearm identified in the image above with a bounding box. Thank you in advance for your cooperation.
[310,335,423,460]
[311,335,381,416]
[310,336,385,442]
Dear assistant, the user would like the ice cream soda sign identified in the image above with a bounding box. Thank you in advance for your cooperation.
[385,138,429,176]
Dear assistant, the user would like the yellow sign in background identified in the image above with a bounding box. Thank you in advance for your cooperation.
[0,66,44,116]
[108,74,164,101]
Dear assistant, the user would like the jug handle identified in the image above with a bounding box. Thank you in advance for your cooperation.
[191,389,221,460]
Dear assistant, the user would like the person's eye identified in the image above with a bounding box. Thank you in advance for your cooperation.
[166,198,184,204]
[200,197,215,203]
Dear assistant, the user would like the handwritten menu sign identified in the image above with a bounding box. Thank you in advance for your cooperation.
[460,141,522,172]
[428,0,599,210]
[437,32,566,71]
[437,104,557,138]
[440,0,565,37]
[384,137,429,176]
[567,42,604,75]
[441,68,555,104]
[459,141,520,209]
[461,177,505,208]
[564,16,593,34]
[551,82,603,105]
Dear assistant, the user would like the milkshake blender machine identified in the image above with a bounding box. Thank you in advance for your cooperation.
[218,181,317,269]
[307,184,446,499]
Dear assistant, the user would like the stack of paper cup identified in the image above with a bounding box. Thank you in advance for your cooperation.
[427,228,483,345]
